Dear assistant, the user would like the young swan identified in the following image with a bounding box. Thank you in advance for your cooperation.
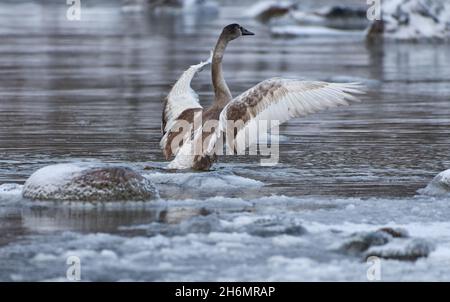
[161,24,364,170]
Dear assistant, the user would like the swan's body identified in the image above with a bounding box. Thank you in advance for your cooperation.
[367,0,450,41]
[161,24,364,170]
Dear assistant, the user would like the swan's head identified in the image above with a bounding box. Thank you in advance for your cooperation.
[222,23,254,41]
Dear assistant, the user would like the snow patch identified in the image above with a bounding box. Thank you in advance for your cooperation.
[271,25,363,37]
[144,171,264,190]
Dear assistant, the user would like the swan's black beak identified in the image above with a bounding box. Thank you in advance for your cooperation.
[241,27,255,36]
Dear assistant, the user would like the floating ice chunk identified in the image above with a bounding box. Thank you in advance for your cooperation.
[145,0,219,14]
[22,163,158,202]
[246,0,295,22]
[314,5,367,19]
[418,169,450,197]
[0,183,23,197]
[145,171,263,190]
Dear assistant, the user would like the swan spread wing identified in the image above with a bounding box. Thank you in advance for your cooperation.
[160,53,212,158]
[208,78,365,154]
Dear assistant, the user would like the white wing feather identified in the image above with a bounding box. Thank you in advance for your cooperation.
[208,78,364,154]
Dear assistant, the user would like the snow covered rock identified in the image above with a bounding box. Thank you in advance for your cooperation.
[272,4,368,29]
[366,239,435,261]
[23,163,157,202]
[247,0,296,23]
[340,227,433,261]
[122,0,217,13]
[145,171,263,190]
[418,169,450,197]
[271,25,362,37]
[340,229,392,254]
[366,0,450,41]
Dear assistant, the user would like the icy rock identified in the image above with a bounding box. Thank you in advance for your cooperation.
[378,227,409,238]
[148,0,195,8]
[22,163,157,202]
[366,0,450,41]
[145,171,263,190]
[341,228,410,254]
[365,239,435,261]
[247,221,307,238]
[168,215,308,237]
[418,169,450,197]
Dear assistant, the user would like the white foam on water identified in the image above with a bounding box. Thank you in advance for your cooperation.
[246,0,294,18]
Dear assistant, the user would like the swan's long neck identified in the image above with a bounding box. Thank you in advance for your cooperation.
[212,34,232,107]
